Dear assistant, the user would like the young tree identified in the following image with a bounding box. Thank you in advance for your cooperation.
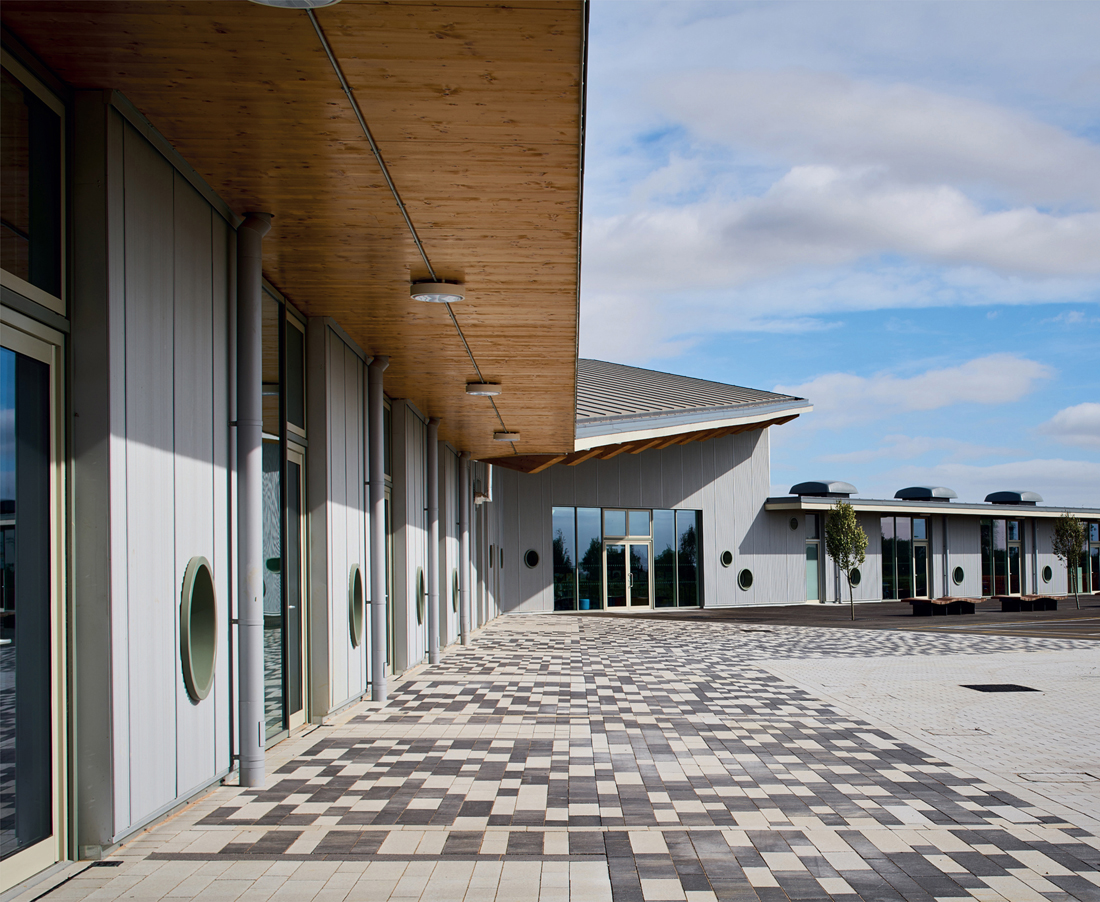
[1052,512,1086,610]
[825,501,868,620]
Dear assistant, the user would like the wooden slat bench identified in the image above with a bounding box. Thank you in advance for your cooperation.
[902,596,981,616]
[995,594,1058,612]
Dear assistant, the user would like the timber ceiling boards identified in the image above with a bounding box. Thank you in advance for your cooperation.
[2,0,584,458]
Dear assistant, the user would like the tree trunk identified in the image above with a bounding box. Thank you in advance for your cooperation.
[848,574,855,620]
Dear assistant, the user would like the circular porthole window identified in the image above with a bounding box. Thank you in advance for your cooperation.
[452,569,460,612]
[524,549,540,568]
[738,568,753,590]
[1042,564,1053,583]
[849,567,862,587]
[349,565,364,648]
[415,568,426,625]
[952,566,965,586]
[789,517,799,531]
[180,556,218,703]
[720,550,734,568]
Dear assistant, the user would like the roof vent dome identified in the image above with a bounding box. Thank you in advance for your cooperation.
[895,486,957,502]
[789,480,857,498]
[985,490,1043,506]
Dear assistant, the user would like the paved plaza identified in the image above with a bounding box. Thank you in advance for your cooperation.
[9,612,1100,902]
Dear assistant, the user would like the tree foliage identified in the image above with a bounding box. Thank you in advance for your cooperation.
[1052,512,1085,610]
[825,501,868,620]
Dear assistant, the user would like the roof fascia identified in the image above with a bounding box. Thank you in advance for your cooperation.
[763,497,1100,519]
[574,399,811,451]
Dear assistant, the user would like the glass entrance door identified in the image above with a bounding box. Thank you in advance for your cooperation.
[603,541,652,608]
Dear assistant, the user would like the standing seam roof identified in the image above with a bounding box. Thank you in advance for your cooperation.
[576,359,804,420]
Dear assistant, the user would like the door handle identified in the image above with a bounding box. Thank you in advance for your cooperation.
[628,573,633,589]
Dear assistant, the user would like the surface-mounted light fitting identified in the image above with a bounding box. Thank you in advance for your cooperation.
[411,281,465,303]
[494,432,520,442]
[466,382,501,396]
[249,0,341,8]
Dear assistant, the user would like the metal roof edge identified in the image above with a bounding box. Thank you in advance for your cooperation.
[576,402,809,455]
[764,496,1100,518]
[575,399,811,447]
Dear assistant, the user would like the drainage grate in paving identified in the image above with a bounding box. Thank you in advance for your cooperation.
[961,683,1039,692]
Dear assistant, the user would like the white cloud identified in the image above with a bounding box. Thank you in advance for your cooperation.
[1039,402,1100,449]
[652,69,1100,206]
[820,434,1013,465]
[774,354,1052,427]
[583,167,1100,298]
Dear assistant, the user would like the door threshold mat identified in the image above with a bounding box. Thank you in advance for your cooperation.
[961,683,1039,692]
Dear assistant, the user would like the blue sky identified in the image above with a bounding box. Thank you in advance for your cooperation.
[579,0,1100,507]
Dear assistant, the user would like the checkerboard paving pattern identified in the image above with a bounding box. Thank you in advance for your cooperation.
[41,616,1100,901]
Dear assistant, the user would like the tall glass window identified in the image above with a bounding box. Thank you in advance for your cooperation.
[992,519,1007,595]
[881,517,896,599]
[576,508,602,610]
[0,346,52,860]
[676,510,701,607]
[806,543,820,601]
[1,65,62,301]
[653,510,676,607]
[552,507,576,611]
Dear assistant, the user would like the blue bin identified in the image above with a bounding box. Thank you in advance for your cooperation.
[580,598,590,610]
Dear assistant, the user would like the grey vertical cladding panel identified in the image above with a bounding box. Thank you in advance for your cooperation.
[573,457,597,505]
[107,107,132,835]
[785,505,803,603]
[405,409,427,666]
[122,121,177,823]
[680,442,704,508]
[595,458,619,508]
[858,513,879,602]
[327,334,349,705]
[210,211,232,770]
[550,463,575,507]
[390,402,409,672]
[710,437,736,608]
[1034,519,1065,595]
[514,470,549,612]
[71,94,122,844]
[171,172,218,797]
[660,444,684,510]
[947,516,983,598]
[305,319,331,715]
[639,451,662,512]
[441,448,457,645]
[341,342,365,703]
[617,453,642,509]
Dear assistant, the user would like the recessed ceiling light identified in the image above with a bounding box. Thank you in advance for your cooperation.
[249,0,341,8]
[410,281,465,303]
[466,382,501,396]
[494,432,520,442]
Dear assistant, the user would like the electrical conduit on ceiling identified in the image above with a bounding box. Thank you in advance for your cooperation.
[305,9,516,452]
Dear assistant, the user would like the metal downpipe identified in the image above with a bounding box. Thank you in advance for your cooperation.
[459,452,471,646]
[427,418,441,664]
[368,356,389,702]
[236,212,271,788]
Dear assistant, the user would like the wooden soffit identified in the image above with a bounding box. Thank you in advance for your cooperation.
[2,0,585,459]
[485,415,799,474]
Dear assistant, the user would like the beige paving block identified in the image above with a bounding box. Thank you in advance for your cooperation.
[379,831,425,856]
[821,850,873,872]
[629,831,669,856]
[760,852,805,872]
[740,868,779,888]
[1007,849,1075,876]
[640,877,686,900]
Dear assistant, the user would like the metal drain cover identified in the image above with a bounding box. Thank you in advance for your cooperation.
[961,683,1039,692]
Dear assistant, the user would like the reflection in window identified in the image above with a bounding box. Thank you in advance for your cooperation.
[552,507,575,611]
[676,510,702,607]
[1,67,61,299]
[262,442,284,738]
[576,508,602,610]
[653,510,676,607]
[0,347,53,860]
[603,509,626,538]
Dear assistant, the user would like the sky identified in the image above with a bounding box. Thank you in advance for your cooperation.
[578,0,1100,508]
